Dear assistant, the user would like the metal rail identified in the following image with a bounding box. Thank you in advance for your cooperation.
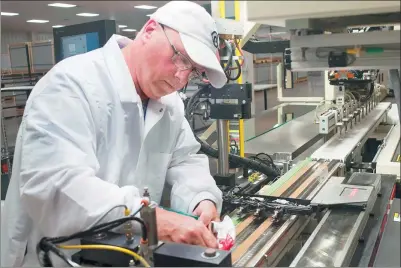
[290,173,381,267]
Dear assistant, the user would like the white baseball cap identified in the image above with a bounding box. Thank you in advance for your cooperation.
[151,1,226,88]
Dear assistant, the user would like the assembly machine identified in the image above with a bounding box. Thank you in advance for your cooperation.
[229,2,400,267]
[35,2,400,267]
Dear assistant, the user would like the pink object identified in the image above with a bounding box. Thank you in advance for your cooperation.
[212,216,236,251]
[218,234,235,250]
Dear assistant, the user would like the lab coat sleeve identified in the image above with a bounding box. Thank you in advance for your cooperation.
[166,118,223,215]
[18,69,143,237]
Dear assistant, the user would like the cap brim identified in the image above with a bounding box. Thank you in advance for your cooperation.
[180,33,226,88]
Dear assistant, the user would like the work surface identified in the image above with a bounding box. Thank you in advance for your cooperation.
[244,109,322,159]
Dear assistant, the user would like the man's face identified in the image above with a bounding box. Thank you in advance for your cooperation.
[136,20,204,99]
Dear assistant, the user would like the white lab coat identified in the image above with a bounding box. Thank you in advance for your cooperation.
[1,34,222,267]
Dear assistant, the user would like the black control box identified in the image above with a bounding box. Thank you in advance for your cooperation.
[328,51,348,68]
[214,173,236,187]
[71,232,141,267]
[153,242,232,267]
[199,83,252,120]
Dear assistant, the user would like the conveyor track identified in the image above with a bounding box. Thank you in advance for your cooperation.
[231,159,340,266]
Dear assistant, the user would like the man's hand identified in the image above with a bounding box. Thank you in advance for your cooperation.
[156,207,218,248]
[193,200,219,226]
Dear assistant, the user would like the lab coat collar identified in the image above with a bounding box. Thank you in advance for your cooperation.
[101,34,139,103]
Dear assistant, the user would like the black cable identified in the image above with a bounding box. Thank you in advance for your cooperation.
[255,153,275,164]
[188,99,211,132]
[360,82,375,103]
[227,60,242,81]
[46,204,146,245]
[222,39,233,74]
[49,216,147,245]
[37,238,77,267]
[194,135,279,178]
[248,155,280,175]
[185,85,206,119]
[37,213,147,267]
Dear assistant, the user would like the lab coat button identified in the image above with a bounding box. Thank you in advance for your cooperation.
[159,108,163,112]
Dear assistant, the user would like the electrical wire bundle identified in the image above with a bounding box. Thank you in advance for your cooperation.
[184,83,212,133]
[222,191,314,223]
[221,39,243,82]
[36,203,150,267]
[194,134,279,178]
[247,153,280,175]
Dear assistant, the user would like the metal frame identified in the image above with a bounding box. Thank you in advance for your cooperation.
[288,49,400,72]
[284,13,400,31]
[242,40,290,54]
[286,30,400,72]
[244,1,400,26]
[1,86,33,180]
[376,123,400,180]
[290,30,400,49]
[276,63,324,103]
[324,70,336,102]
[215,17,244,37]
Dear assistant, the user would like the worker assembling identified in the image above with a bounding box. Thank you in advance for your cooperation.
[2,0,400,266]
[1,1,228,266]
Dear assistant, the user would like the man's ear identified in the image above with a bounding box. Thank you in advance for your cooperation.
[140,19,159,43]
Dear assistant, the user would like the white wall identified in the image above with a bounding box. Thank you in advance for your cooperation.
[1,31,53,54]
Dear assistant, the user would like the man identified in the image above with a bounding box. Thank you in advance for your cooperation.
[1,1,227,266]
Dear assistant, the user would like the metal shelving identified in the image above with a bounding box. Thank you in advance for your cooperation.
[1,86,33,200]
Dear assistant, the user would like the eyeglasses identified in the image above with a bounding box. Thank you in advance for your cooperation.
[160,24,203,81]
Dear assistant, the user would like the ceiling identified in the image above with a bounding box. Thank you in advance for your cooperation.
[1,1,209,37]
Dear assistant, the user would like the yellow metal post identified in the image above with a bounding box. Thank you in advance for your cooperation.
[218,0,245,157]
[218,1,231,153]
[234,0,245,158]
[218,0,225,18]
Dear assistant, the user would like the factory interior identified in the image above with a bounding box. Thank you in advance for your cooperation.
[1,1,400,267]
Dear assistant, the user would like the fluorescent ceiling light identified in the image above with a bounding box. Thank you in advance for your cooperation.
[122,29,136,32]
[1,12,19,16]
[27,19,49,23]
[134,5,157,10]
[76,13,99,17]
[48,3,77,8]
[52,25,65,28]
[118,25,127,28]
